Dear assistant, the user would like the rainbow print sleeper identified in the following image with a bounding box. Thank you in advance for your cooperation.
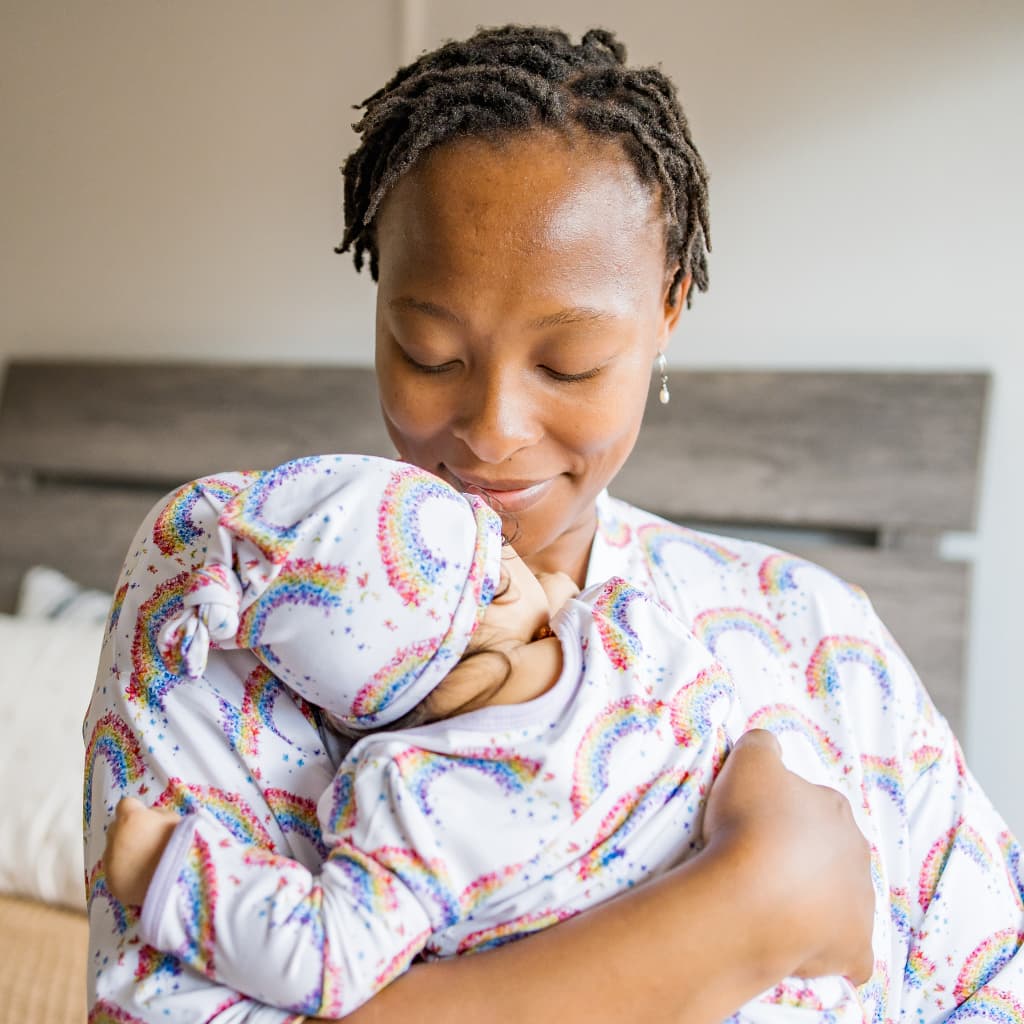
[138,576,749,1017]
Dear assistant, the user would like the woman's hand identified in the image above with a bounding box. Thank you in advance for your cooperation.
[702,729,875,985]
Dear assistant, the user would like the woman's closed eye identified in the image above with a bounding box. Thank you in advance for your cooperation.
[538,341,618,384]
[401,349,602,383]
[541,364,603,383]
[399,348,459,375]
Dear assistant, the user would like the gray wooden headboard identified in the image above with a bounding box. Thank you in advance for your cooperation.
[0,360,988,734]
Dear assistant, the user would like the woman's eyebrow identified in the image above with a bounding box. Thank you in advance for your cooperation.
[388,296,618,330]
[527,307,619,329]
[388,296,467,326]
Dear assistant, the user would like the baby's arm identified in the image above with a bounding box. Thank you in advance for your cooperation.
[104,797,181,906]
[104,796,434,1018]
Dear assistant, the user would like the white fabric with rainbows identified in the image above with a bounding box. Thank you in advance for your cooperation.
[139,575,761,1017]
[155,454,502,729]
[82,480,1024,1023]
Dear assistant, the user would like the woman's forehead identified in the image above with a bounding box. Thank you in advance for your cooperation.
[374,129,667,299]
[378,132,660,245]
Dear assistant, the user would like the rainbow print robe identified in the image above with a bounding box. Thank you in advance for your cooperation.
[84,489,1024,1022]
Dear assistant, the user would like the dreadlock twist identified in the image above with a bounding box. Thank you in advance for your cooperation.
[336,25,710,306]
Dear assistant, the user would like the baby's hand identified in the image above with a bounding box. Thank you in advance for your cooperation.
[536,570,579,617]
[103,797,181,907]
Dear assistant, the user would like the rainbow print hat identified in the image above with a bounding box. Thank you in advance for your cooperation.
[158,455,503,729]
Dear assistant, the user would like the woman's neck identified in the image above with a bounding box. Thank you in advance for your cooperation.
[524,506,598,589]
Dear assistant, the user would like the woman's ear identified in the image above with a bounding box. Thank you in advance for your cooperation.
[658,268,689,352]
[665,268,691,320]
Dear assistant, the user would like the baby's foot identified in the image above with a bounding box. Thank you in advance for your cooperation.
[103,797,181,907]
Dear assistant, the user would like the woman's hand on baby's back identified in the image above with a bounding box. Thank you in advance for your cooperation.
[701,729,875,986]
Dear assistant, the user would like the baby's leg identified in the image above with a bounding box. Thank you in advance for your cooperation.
[103,797,180,907]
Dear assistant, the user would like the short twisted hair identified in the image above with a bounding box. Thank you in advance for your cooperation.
[335,25,710,306]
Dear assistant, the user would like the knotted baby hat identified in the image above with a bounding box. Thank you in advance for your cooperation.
[157,454,503,729]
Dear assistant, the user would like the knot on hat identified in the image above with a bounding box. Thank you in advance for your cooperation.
[151,454,504,728]
[158,561,247,679]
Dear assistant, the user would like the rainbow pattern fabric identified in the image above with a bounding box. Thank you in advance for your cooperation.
[154,455,503,727]
[140,575,747,1013]
[84,488,1024,1022]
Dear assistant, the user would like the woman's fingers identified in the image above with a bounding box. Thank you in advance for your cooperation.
[700,729,783,839]
[793,781,875,984]
[702,729,875,984]
[736,727,781,756]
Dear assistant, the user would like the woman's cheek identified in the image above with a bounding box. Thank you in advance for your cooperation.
[377,362,446,443]
[551,374,649,459]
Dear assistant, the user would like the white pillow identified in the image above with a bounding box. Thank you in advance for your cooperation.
[16,565,113,624]
[0,614,105,911]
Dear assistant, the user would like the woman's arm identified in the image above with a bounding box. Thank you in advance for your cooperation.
[311,730,874,1024]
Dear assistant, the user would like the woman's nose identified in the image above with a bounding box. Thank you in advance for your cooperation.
[451,373,541,464]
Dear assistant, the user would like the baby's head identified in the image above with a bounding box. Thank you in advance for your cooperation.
[160,454,572,732]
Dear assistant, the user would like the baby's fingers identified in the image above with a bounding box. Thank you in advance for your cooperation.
[115,795,145,818]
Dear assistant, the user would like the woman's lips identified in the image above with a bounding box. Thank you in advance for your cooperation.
[446,471,556,514]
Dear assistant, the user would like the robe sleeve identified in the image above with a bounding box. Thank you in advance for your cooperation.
[898,724,1024,1021]
[85,482,338,1022]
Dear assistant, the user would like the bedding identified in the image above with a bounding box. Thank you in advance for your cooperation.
[16,564,112,624]
[0,606,106,910]
[0,566,107,1024]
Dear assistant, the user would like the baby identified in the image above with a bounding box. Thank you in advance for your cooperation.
[102,454,774,1018]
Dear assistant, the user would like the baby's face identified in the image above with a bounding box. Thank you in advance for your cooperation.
[479,546,579,646]
[417,545,579,723]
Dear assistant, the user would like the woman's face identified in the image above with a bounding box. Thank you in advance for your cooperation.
[373,128,686,580]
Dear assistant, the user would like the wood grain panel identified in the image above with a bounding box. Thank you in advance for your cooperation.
[0,361,985,735]
[0,362,394,488]
[0,362,988,532]
[615,370,988,532]
[0,483,165,613]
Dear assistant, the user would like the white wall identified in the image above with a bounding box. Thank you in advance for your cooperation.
[2,1,1021,829]
[0,1,388,361]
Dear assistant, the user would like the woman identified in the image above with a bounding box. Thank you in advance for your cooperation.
[84,26,1020,1023]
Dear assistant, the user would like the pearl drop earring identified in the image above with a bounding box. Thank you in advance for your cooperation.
[656,352,670,405]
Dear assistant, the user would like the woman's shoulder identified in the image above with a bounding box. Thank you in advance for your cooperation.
[593,491,872,632]
[593,491,774,595]
[597,493,772,567]
[596,494,933,752]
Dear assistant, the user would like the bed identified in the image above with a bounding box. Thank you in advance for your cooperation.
[0,359,989,1022]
